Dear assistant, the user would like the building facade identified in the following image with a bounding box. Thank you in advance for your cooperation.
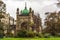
[0,0,15,37]
[16,3,42,33]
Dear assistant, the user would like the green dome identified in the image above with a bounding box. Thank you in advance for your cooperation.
[22,8,29,15]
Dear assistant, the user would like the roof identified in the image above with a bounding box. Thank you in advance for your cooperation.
[21,8,29,15]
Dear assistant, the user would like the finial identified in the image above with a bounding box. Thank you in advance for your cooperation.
[17,8,19,12]
[25,2,27,9]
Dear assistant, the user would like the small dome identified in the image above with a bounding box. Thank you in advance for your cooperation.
[22,8,29,15]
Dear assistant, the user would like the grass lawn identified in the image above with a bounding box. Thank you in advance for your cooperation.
[0,38,60,40]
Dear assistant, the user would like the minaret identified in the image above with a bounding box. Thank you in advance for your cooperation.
[16,8,19,22]
[16,8,19,32]
[29,7,32,13]
[16,8,19,17]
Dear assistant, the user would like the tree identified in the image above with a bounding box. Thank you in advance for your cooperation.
[44,11,60,36]
[0,14,4,19]
[0,13,5,38]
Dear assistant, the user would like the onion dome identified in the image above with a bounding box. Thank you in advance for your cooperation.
[22,8,29,15]
[21,2,29,15]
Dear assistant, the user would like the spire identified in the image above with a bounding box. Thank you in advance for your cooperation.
[16,8,19,15]
[25,2,27,9]
[17,8,19,11]
[29,7,32,13]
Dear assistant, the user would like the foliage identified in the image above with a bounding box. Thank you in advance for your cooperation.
[16,29,27,37]
[26,31,35,37]
[35,33,44,38]
[0,22,4,38]
[44,11,60,35]
[0,14,5,38]
[0,22,4,30]
[16,29,36,38]
[43,33,53,38]
[0,14,5,19]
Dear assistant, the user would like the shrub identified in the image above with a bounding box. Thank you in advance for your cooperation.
[44,33,54,38]
[55,33,60,37]
[16,29,27,37]
[16,29,36,38]
[36,33,44,38]
[27,31,35,37]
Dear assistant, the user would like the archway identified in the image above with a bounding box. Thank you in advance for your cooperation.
[21,22,28,30]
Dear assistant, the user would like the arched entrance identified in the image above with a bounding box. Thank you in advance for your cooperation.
[21,22,28,30]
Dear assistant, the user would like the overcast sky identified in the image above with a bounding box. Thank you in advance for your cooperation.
[2,0,60,28]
